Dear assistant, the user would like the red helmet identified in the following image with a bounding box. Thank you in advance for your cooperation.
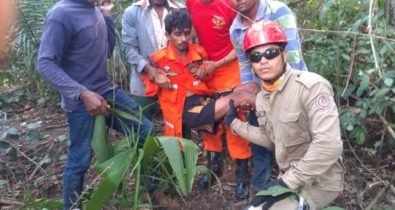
[243,20,288,53]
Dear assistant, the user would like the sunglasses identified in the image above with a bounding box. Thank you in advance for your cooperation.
[249,48,283,63]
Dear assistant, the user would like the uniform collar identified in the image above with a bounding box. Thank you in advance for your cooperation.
[261,64,292,94]
[166,42,204,65]
[276,64,293,92]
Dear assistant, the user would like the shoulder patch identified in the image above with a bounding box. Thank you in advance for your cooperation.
[315,92,333,110]
[192,44,208,59]
[294,71,329,89]
[149,49,167,64]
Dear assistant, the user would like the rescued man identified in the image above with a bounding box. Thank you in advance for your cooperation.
[142,9,258,194]
[224,20,344,210]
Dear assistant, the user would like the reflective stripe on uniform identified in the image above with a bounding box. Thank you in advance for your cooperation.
[165,120,174,129]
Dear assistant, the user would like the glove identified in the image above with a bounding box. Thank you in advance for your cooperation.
[224,99,237,126]
[251,179,292,210]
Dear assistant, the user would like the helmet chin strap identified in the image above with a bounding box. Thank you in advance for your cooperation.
[263,52,287,84]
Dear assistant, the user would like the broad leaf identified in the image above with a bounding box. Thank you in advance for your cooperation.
[181,139,199,193]
[107,107,141,124]
[91,116,114,163]
[256,185,293,197]
[85,149,136,210]
[158,136,188,195]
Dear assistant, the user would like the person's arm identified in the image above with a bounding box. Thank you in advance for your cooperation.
[37,12,86,102]
[202,49,237,75]
[37,11,109,116]
[121,6,149,74]
[281,82,343,190]
[275,4,307,71]
[230,118,274,150]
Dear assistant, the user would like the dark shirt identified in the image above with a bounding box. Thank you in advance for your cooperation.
[37,0,115,111]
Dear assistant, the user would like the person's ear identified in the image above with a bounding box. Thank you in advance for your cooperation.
[165,32,170,39]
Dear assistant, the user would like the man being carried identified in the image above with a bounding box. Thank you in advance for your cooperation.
[142,10,257,191]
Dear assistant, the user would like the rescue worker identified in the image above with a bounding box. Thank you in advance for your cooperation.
[230,0,308,192]
[186,0,251,199]
[142,10,258,196]
[224,20,344,209]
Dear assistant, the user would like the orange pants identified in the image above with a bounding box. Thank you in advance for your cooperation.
[203,59,251,160]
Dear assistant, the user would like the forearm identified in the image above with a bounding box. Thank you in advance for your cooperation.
[216,49,237,67]
[230,118,274,150]
[37,59,86,100]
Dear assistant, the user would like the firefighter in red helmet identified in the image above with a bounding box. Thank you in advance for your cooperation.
[224,20,344,210]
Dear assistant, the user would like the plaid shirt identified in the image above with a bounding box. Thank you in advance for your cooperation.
[230,0,307,84]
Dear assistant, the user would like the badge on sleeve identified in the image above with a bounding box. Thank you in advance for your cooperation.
[316,92,333,110]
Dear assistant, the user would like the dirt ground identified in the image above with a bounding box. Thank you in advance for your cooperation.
[0,101,394,210]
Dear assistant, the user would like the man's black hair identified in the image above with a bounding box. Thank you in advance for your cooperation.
[164,8,192,34]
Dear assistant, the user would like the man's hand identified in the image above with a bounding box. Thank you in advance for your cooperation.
[251,179,292,210]
[193,64,207,80]
[154,71,171,89]
[80,90,109,116]
[224,99,237,126]
[99,0,114,16]
[202,60,219,75]
[145,64,158,81]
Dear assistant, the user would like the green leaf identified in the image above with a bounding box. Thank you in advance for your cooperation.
[256,185,293,197]
[384,78,393,87]
[91,116,114,163]
[107,107,142,124]
[356,76,370,97]
[86,149,136,210]
[180,138,200,193]
[158,136,188,195]
[142,136,162,164]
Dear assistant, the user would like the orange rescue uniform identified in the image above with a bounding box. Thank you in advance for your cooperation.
[142,42,213,137]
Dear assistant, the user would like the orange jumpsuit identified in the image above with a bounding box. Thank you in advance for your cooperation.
[142,42,213,137]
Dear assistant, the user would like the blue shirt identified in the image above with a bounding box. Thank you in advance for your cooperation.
[230,0,307,84]
[37,0,115,111]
